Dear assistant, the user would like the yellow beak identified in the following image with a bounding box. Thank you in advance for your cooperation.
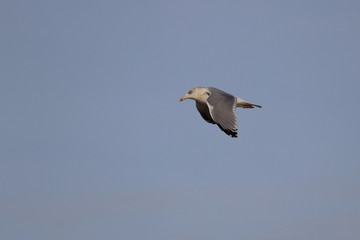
[179,97,185,102]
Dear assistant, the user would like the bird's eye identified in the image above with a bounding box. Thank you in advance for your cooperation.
[188,90,193,94]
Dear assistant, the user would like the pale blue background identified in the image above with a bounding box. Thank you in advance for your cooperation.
[1,0,360,239]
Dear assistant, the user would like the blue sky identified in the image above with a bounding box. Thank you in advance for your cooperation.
[1,0,360,239]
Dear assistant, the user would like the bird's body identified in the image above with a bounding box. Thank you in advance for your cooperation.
[179,87,261,138]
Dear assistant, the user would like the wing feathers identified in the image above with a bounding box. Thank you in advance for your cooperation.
[206,88,238,138]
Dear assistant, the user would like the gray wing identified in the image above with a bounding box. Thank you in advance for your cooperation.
[206,88,238,138]
[196,101,216,124]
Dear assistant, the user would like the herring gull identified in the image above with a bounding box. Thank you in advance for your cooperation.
[179,87,261,138]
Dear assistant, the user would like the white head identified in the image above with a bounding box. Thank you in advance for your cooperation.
[179,87,210,103]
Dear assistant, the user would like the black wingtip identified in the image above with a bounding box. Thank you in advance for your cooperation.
[217,124,238,138]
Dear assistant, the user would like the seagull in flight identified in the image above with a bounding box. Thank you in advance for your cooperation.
[179,87,261,138]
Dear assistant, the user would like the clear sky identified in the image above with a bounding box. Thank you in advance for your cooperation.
[1,0,360,239]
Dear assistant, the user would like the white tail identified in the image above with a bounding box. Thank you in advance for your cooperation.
[236,97,262,108]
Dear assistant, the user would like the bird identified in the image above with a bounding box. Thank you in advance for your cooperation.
[179,87,261,138]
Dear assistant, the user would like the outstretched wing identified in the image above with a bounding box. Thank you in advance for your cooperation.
[206,88,238,138]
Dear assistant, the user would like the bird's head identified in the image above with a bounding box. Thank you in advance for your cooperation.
[179,87,210,103]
